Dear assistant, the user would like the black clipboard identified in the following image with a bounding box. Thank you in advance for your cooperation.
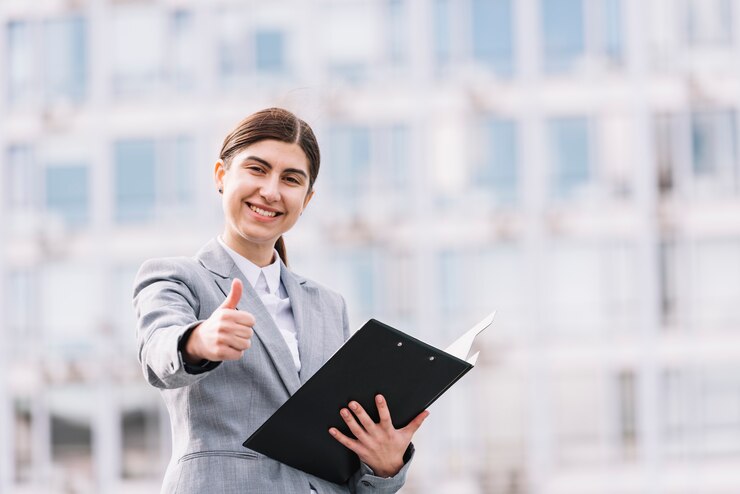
[243,314,494,484]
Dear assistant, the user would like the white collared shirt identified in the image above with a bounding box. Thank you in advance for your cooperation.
[217,236,301,371]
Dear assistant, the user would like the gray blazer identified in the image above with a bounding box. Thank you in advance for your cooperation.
[133,239,413,494]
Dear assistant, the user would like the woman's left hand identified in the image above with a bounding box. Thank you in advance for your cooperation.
[329,394,429,478]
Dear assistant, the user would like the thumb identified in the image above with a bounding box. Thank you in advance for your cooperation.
[220,278,243,310]
[404,410,430,435]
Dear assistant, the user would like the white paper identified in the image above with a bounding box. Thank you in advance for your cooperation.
[466,351,480,366]
[444,311,495,364]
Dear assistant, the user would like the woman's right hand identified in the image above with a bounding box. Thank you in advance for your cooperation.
[182,278,255,363]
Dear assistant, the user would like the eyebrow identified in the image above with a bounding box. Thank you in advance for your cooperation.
[245,155,308,179]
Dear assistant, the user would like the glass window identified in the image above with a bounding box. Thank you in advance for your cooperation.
[548,117,591,200]
[326,125,372,212]
[7,21,35,105]
[476,118,518,204]
[6,269,35,346]
[602,0,623,62]
[541,0,585,72]
[322,3,378,82]
[690,110,737,196]
[218,9,250,86]
[691,239,740,329]
[158,136,196,217]
[659,240,678,326]
[114,139,156,223]
[369,124,411,192]
[7,16,87,105]
[433,0,453,66]
[617,370,638,460]
[331,248,378,326]
[167,10,196,90]
[471,0,514,76]
[49,385,93,482]
[662,366,740,458]
[172,136,195,207]
[112,6,163,96]
[255,29,286,73]
[114,137,195,224]
[542,243,636,335]
[5,145,36,212]
[45,164,89,227]
[13,397,32,483]
[662,368,691,458]
[41,263,99,354]
[113,265,141,352]
[385,252,415,325]
[439,245,526,338]
[43,16,87,103]
[654,113,676,195]
[552,373,607,465]
[120,385,163,479]
[387,0,407,65]
[685,0,732,46]
[439,250,466,321]
[543,244,604,333]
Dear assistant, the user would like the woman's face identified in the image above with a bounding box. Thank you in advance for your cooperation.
[215,139,314,254]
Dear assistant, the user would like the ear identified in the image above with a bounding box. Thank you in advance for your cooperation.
[301,188,315,211]
[214,159,226,192]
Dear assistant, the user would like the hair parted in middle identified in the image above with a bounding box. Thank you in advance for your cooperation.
[219,107,320,266]
[219,107,320,192]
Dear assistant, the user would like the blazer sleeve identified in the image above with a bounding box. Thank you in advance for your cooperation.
[133,257,220,389]
[349,445,415,494]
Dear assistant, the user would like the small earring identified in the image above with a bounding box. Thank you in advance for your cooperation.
[218,188,223,194]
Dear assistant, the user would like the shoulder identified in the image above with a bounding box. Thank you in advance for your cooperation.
[133,255,216,301]
[136,256,204,284]
[289,269,347,307]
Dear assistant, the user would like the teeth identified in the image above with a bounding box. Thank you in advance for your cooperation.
[249,204,277,217]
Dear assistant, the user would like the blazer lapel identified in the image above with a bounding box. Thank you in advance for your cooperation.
[280,263,324,385]
[197,239,302,396]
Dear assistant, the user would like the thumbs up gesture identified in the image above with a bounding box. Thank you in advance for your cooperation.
[182,278,255,363]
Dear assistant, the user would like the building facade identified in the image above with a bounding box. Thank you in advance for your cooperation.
[1,0,740,493]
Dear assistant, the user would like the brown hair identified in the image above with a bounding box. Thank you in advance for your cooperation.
[219,108,320,266]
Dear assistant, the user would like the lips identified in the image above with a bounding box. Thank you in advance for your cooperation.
[246,202,283,218]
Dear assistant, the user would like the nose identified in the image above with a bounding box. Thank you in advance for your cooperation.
[259,176,281,203]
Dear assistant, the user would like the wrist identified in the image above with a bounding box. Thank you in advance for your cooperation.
[181,325,204,364]
[372,459,403,478]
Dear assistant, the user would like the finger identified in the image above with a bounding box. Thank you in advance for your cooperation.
[349,401,377,432]
[213,346,244,361]
[231,310,256,328]
[220,278,243,309]
[230,325,254,341]
[402,410,430,435]
[340,407,368,439]
[375,394,393,428]
[225,334,252,352]
[329,427,362,454]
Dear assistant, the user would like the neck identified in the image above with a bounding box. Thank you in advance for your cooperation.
[222,231,275,267]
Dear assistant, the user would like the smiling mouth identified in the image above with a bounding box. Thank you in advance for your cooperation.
[247,202,282,218]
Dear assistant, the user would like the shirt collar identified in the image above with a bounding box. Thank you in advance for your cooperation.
[217,236,281,295]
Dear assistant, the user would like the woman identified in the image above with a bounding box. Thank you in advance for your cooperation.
[133,108,428,494]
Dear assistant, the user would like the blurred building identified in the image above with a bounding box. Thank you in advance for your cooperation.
[1,0,740,493]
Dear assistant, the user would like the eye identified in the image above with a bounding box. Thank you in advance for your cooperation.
[284,175,303,185]
[246,164,266,174]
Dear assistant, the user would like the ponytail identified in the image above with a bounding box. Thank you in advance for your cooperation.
[275,236,288,267]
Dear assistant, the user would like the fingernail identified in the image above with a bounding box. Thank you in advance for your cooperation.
[329,428,337,436]
[376,395,384,403]
[341,409,349,417]
[349,402,358,410]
